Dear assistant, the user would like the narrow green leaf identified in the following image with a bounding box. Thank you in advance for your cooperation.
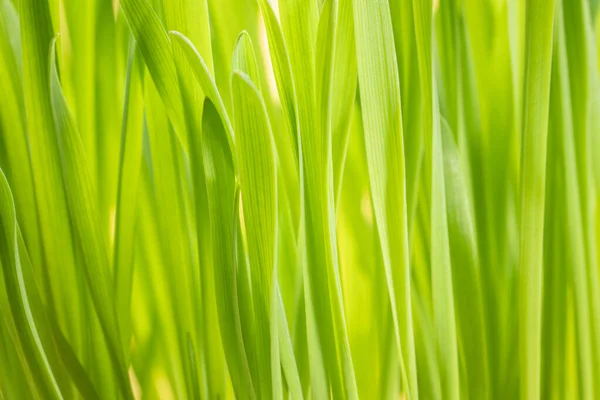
[352,0,418,397]
[202,98,256,399]
[412,0,460,397]
[232,70,279,400]
[518,0,556,398]
[441,118,490,400]
[255,0,299,156]
[548,5,595,397]
[113,37,145,350]
[0,169,63,400]
[120,0,188,149]
[170,31,234,142]
[49,38,132,400]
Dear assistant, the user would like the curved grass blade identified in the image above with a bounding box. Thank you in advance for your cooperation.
[113,37,145,351]
[20,0,84,356]
[352,0,418,397]
[518,0,556,398]
[120,0,187,150]
[169,31,234,142]
[202,98,256,399]
[233,32,262,91]
[49,38,131,399]
[232,70,280,399]
[255,0,299,157]
[0,169,64,400]
[441,118,490,399]
[412,0,460,397]
[0,1,42,268]
[548,6,595,397]
[331,0,357,205]
[277,290,304,400]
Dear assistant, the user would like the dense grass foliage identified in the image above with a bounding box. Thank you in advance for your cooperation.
[1,0,599,398]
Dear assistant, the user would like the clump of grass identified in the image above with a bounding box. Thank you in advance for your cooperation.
[0,0,599,398]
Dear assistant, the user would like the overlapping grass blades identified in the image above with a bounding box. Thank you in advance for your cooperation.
[0,0,599,398]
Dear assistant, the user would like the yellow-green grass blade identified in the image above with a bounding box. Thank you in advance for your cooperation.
[0,0,42,269]
[120,0,188,150]
[548,5,595,397]
[0,316,37,399]
[163,1,215,392]
[20,0,85,353]
[276,290,304,399]
[0,170,64,399]
[170,31,234,142]
[113,37,145,351]
[280,0,358,397]
[144,72,197,397]
[255,0,299,158]
[61,0,98,181]
[168,32,233,395]
[389,0,422,225]
[352,0,417,398]
[232,69,280,399]
[518,0,556,398]
[540,124,568,400]
[206,0,257,113]
[49,38,132,399]
[202,98,256,399]
[162,0,212,73]
[1,177,98,400]
[441,119,490,399]
[231,32,267,397]
[563,0,600,384]
[331,0,357,206]
[412,0,460,398]
[94,2,129,243]
[131,159,190,396]
[233,32,262,91]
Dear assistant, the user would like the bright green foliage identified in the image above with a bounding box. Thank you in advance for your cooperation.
[0,0,599,399]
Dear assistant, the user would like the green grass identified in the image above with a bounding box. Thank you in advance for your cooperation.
[0,0,599,398]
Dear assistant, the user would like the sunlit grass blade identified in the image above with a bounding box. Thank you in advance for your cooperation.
[548,4,595,397]
[0,0,42,268]
[49,38,131,399]
[20,0,84,362]
[170,31,234,140]
[279,0,358,397]
[412,0,460,398]
[201,98,255,398]
[441,118,490,399]
[331,0,357,205]
[120,0,188,149]
[0,169,63,399]
[232,68,279,399]
[352,0,418,398]
[113,37,145,350]
[255,0,299,156]
[518,0,556,398]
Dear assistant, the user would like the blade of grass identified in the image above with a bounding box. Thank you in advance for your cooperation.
[113,37,145,351]
[120,0,188,150]
[518,0,556,398]
[202,97,256,399]
[549,4,595,397]
[20,0,83,358]
[412,0,460,397]
[280,0,358,397]
[0,0,42,268]
[49,38,131,399]
[352,0,418,397]
[441,118,490,400]
[0,169,63,399]
[232,69,280,399]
